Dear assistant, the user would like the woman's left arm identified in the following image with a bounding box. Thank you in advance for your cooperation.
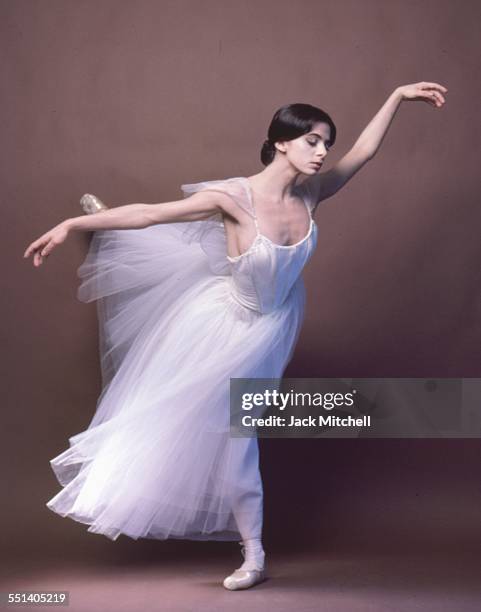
[308,81,448,206]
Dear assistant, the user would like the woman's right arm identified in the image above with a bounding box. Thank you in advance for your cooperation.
[24,190,235,267]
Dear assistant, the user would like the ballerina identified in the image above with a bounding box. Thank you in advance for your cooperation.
[23,81,447,591]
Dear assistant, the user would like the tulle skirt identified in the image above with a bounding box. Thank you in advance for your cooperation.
[46,221,306,541]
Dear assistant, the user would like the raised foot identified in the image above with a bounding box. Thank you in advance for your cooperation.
[80,194,108,215]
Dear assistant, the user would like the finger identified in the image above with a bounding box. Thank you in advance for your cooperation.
[24,242,38,258]
[432,91,446,106]
[25,237,46,258]
[425,91,442,106]
[35,245,47,266]
[422,82,448,93]
[41,239,56,258]
[423,91,437,106]
[25,243,40,258]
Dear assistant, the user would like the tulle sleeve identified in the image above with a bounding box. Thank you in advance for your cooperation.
[75,177,250,388]
[77,177,250,303]
[180,177,254,218]
[178,177,255,275]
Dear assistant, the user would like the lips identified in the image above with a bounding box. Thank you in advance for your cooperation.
[311,162,322,169]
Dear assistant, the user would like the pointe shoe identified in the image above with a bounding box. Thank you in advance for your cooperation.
[223,541,266,590]
[223,568,266,591]
[80,193,108,214]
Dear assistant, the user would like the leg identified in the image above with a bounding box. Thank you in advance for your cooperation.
[231,437,264,542]
[223,437,266,590]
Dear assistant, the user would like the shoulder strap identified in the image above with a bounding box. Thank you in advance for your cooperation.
[180,177,256,219]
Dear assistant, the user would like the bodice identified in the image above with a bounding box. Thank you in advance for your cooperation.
[227,178,318,314]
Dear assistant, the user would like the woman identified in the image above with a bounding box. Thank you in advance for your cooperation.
[24,81,447,591]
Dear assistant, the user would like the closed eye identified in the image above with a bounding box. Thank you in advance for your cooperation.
[308,138,330,150]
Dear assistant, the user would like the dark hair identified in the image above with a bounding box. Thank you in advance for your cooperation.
[260,103,337,166]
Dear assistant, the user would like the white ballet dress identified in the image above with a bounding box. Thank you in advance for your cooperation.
[46,176,318,542]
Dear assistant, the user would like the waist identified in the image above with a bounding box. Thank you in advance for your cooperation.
[226,276,298,315]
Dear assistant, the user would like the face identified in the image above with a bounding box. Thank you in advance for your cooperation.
[275,121,332,175]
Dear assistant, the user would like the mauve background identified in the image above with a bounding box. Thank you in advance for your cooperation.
[2,0,481,606]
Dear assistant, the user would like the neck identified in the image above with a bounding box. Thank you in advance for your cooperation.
[247,161,302,201]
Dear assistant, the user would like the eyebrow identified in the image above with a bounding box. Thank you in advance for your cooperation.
[307,132,332,145]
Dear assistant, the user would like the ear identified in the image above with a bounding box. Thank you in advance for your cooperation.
[274,140,287,154]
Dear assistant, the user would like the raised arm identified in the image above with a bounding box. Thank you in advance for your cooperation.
[305,81,448,209]
[24,190,236,267]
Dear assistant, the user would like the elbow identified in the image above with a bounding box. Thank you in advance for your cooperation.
[140,215,153,229]
[355,141,376,162]
[365,144,380,161]
[141,205,159,228]
[364,147,377,161]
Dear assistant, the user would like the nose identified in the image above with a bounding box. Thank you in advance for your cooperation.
[317,143,328,159]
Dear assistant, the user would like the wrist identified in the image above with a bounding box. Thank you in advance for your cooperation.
[392,87,404,103]
[63,217,79,232]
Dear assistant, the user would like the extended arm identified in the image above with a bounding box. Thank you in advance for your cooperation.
[306,81,448,208]
[24,190,235,267]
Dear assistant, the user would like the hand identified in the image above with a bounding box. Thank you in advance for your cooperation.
[396,81,448,108]
[23,221,71,267]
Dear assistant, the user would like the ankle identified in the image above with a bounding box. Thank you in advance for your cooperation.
[239,539,266,571]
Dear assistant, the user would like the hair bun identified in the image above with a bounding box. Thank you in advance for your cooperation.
[260,138,275,166]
